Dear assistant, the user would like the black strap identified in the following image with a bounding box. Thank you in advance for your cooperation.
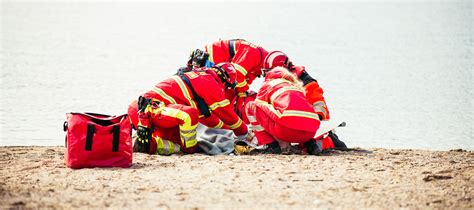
[85,124,95,151]
[112,125,120,152]
[229,40,235,59]
[299,70,317,86]
[179,74,211,118]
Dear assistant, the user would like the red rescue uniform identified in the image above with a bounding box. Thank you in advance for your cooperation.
[128,68,248,155]
[205,39,269,96]
[245,67,321,145]
[291,65,330,120]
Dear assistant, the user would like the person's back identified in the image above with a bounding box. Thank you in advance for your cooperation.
[256,67,320,132]
[204,39,269,94]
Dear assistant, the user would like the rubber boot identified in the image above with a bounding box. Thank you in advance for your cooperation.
[304,139,322,155]
[328,131,348,150]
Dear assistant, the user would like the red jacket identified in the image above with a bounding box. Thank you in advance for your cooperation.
[143,69,248,136]
[205,39,269,96]
[255,67,320,132]
[291,65,330,120]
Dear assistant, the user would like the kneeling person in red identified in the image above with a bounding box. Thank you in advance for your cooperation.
[245,67,323,155]
[261,51,347,151]
[128,63,250,155]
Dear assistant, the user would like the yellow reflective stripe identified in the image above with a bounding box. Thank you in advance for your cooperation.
[255,98,268,104]
[253,99,319,120]
[152,87,176,104]
[155,137,180,155]
[155,136,165,155]
[269,86,303,105]
[180,128,196,135]
[232,62,247,75]
[171,76,197,108]
[237,92,247,97]
[282,110,320,119]
[160,107,197,131]
[167,140,174,155]
[251,124,265,132]
[229,118,243,129]
[160,106,198,148]
[165,140,181,155]
[213,120,224,129]
[236,80,247,88]
[268,78,292,87]
[180,127,197,148]
[206,45,214,63]
[144,103,164,115]
[181,131,197,140]
[185,139,197,148]
[209,99,230,111]
[247,115,257,123]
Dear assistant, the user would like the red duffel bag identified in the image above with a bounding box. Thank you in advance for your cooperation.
[64,113,133,169]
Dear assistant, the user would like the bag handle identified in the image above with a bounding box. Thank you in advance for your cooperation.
[84,124,120,152]
[112,125,120,152]
[85,124,95,151]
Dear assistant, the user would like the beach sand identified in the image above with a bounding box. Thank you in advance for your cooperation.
[0,146,472,209]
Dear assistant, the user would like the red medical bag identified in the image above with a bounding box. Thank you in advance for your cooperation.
[64,113,132,169]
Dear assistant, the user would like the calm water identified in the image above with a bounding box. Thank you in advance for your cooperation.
[1,1,472,150]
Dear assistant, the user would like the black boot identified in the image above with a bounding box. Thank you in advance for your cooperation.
[328,131,348,149]
[304,139,322,155]
[260,141,282,154]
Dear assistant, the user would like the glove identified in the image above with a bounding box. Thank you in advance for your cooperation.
[138,96,152,112]
[190,49,209,67]
[137,125,151,142]
[133,126,152,153]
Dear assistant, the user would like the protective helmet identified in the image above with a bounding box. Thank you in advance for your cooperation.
[212,62,237,89]
[262,51,291,72]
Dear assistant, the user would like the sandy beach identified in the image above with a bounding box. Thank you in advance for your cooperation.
[0,146,472,209]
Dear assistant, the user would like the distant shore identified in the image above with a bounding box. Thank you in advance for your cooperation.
[1,146,472,209]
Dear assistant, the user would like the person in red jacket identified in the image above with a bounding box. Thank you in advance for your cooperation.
[245,67,323,154]
[188,39,268,122]
[128,62,250,155]
[260,51,348,151]
[203,39,268,96]
[262,51,330,121]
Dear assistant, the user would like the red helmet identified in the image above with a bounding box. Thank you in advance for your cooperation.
[213,62,237,89]
[262,51,291,71]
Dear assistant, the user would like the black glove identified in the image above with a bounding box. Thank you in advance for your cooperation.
[137,96,152,112]
[133,125,152,153]
[137,125,151,142]
[190,49,209,67]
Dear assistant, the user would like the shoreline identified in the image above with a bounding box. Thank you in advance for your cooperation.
[1,146,473,209]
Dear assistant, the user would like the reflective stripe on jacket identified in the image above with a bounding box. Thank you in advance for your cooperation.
[256,68,320,132]
[143,69,248,136]
[205,39,269,95]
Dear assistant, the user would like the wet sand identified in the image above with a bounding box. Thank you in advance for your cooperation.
[0,146,472,209]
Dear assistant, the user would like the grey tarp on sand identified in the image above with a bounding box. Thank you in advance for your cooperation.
[196,124,236,155]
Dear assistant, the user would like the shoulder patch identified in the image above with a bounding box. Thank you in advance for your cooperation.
[186,71,199,79]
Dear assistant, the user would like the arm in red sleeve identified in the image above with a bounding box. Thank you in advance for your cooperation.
[200,81,248,136]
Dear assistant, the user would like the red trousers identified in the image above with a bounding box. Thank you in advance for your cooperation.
[245,101,316,145]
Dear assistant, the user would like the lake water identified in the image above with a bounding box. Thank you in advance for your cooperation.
[1,1,472,150]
